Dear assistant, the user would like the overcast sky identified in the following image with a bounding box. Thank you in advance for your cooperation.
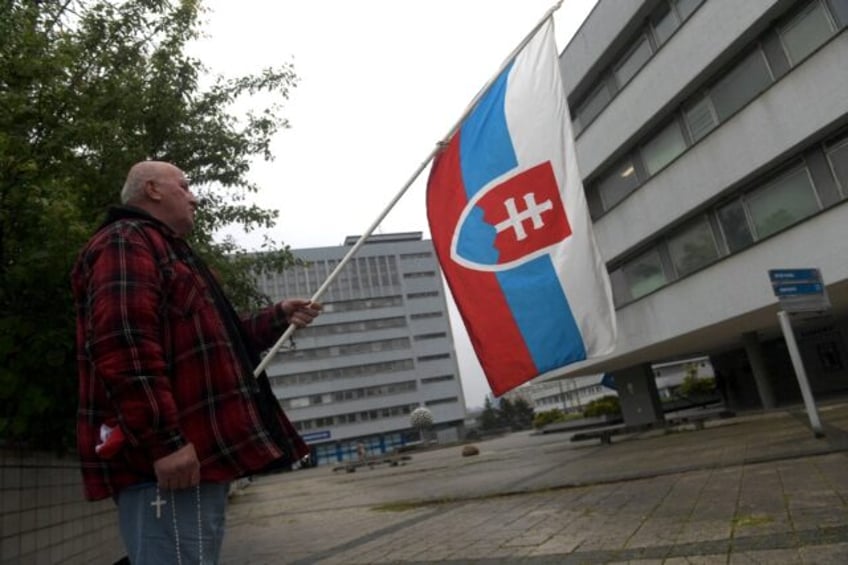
[190,0,598,409]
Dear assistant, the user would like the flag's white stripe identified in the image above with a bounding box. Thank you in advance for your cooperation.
[504,20,617,358]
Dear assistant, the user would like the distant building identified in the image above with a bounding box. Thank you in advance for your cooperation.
[256,232,467,466]
[556,0,848,416]
[523,375,614,414]
[652,356,715,400]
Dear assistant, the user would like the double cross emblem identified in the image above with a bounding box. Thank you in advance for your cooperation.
[494,192,554,242]
[452,161,572,270]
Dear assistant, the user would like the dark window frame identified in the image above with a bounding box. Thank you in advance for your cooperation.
[777,0,838,65]
[824,133,848,197]
[613,33,654,89]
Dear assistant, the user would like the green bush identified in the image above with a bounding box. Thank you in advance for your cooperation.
[532,409,567,429]
[679,376,716,396]
[582,395,621,418]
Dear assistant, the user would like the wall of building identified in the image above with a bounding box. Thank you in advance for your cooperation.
[555,0,848,404]
[0,449,124,564]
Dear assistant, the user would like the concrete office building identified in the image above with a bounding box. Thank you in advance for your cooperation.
[556,0,848,421]
[256,232,467,466]
[525,375,614,414]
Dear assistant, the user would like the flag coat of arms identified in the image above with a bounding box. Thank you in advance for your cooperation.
[426,18,616,396]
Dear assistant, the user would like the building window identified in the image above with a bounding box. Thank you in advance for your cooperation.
[666,216,720,277]
[418,353,449,362]
[623,248,668,300]
[641,120,687,176]
[403,271,435,279]
[829,0,848,26]
[710,48,773,122]
[717,199,755,253]
[407,291,438,299]
[422,375,454,384]
[576,82,612,131]
[296,316,407,338]
[825,135,848,195]
[608,268,630,308]
[410,312,442,320]
[614,35,653,88]
[747,167,820,239]
[322,295,403,313]
[587,185,605,219]
[282,337,411,360]
[779,0,836,65]
[288,397,309,409]
[651,1,681,46]
[597,157,641,210]
[426,397,459,407]
[675,0,704,20]
[414,332,447,341]
[683,95,718,143]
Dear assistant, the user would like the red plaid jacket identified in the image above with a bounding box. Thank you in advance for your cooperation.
[71,207,307,501]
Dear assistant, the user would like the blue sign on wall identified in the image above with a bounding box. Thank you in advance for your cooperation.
[301,430,331,442]
[768,268,821,283]
[773,283,824,296]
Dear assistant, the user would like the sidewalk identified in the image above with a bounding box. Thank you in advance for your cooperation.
[221,401,848,564]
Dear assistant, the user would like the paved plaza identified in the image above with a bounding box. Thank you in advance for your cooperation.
[221,401,848,564]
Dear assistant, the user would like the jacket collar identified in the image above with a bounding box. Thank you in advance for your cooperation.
[99,205,179,238]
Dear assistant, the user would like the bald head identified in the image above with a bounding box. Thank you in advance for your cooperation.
[121,161,179,204]
[120,161,198,237]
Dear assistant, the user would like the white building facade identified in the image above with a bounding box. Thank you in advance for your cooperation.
[256,233,467,466]
[556,0,848,415]
[524,376,613,414]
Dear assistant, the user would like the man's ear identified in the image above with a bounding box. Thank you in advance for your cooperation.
[143,179,162,202]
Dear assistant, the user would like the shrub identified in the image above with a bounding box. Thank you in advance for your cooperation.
[679,376,716,397]
[532,409,567,429]
[582,395,621,418]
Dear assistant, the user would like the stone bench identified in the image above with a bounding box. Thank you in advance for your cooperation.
[333,453,412,473]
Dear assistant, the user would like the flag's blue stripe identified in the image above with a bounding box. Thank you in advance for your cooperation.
[456,63,518,266]
[459,62,517,198]
[497,256,587,371]
[456,59,587,372]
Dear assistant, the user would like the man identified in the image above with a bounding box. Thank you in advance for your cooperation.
[71,161,321,563]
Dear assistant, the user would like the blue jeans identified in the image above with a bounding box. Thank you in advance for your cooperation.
[117,482,229,564]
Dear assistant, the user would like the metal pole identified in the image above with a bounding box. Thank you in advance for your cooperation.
[777,310,824,437]
[253,2,565,378]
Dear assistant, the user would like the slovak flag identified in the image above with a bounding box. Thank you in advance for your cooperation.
[426,18,616,396]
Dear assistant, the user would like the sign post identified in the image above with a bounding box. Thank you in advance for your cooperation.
[768,268,828,438]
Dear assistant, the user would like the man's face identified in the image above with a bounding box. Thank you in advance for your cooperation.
[154,165,197,237]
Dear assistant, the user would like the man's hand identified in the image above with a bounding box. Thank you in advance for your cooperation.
[153,443,200,490]
[281,299,322,328]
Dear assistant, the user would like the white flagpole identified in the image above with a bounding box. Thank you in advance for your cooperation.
[254,1,564,378]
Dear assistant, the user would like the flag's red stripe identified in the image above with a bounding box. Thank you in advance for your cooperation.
[426,135,537,396]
